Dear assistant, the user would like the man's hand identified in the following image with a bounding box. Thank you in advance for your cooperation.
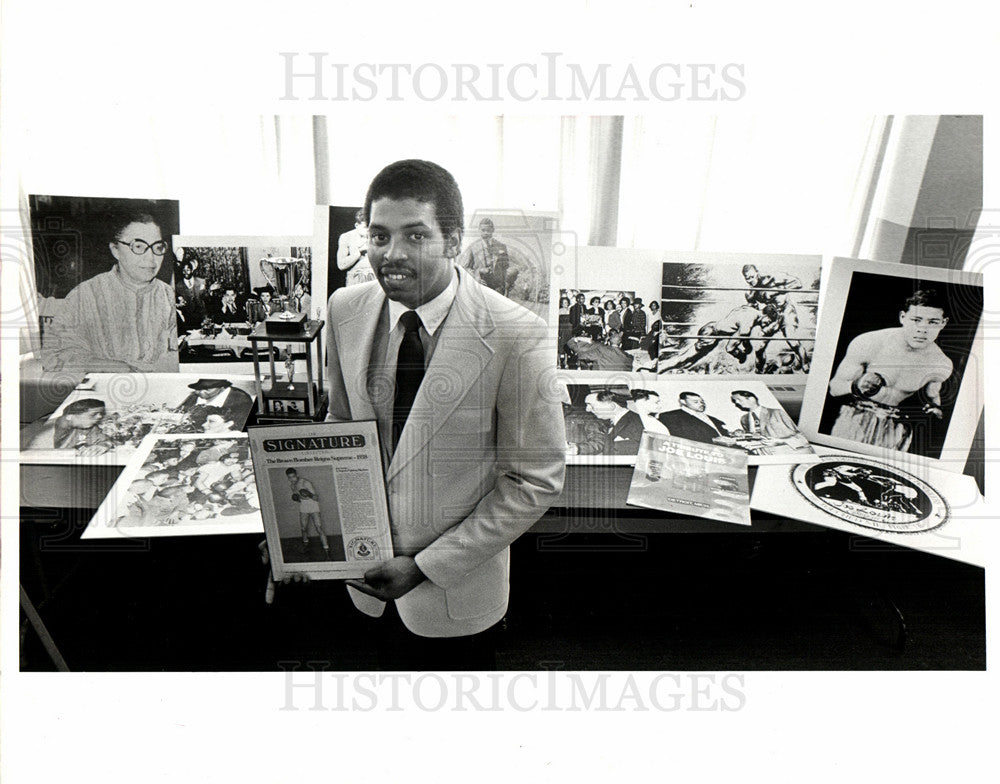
[852,371,886,398]
[345,556,426,601]
[259,540,310,605]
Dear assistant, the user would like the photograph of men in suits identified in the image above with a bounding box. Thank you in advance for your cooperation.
[729,389,811,454]
[459,217,508,290]
[175,260,213,325]
[657,391,732,444]
[210,288,245,324]
[583,390,644,455]
[177,378,253,431]
[322,159,565,666]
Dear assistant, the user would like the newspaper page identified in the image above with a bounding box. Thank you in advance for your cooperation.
[248,420,393,580]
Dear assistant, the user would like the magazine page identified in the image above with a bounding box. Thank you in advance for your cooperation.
[248,421,393,580]
[627,432,751,526]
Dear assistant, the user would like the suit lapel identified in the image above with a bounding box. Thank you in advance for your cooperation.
[386,270,496,482]
[332,285,385,422]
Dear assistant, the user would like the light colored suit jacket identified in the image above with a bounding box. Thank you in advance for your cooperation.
[325,268,566,637]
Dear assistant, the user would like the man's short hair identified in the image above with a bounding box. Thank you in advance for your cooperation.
[903,288,947,316]
[619,296,631,306]
[592,390,628,408]
[679,391,701,403]
[285,468,298,476]
[742,264,758,276]
[363,159,464,239]
[64,398,105,415]
[479,218,494,231]
[630,388,660,402]
[731,390,758,403]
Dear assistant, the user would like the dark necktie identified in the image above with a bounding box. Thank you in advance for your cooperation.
[392,310,425,450]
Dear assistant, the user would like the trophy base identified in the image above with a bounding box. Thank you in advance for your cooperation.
[264,311,307,335]
[258,383,328,422]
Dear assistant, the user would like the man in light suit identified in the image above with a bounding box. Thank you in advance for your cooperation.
[729,389,811,454]
[323,160,565,664]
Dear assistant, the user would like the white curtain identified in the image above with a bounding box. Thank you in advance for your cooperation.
[7,115,316,354]
[9,113,885,355]
[617,115,883,255]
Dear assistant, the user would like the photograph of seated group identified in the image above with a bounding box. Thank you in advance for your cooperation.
[171,237,314,369]
[14,114,987,677]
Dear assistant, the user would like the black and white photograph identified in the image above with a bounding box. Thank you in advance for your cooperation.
[266,395,310,418]
[28,194,181,374]
[266,465,346,563]
[19,372,256,465]
[248,421,394,581]
[458,210,555,320]
[799,257,984,468]
[312,205,371,304]
[562,377,813,466]
[751,448,987,567]
[3,38,990,779]
[81,434,262,539]
[557,288,659,373]
[647,378,814,465]
[562,382,645,463]
[657,253,822,377]
[171,237,313,367]
[550,246,664,378]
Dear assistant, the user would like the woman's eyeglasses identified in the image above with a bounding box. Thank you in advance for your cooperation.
[115,238,169,256]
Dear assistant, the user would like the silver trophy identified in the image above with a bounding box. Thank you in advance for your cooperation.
[259,256,308,333]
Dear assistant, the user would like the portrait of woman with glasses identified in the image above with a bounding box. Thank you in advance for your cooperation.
[40,207,179,372]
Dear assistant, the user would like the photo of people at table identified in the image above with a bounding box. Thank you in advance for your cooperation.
[563,379,812,464]
[172,241,312,364]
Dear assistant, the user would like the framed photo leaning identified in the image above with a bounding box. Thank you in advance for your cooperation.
[248,420,394,580]
[798,257,984,471]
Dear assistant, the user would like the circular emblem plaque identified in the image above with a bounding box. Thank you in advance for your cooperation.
[791,456,948,533]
